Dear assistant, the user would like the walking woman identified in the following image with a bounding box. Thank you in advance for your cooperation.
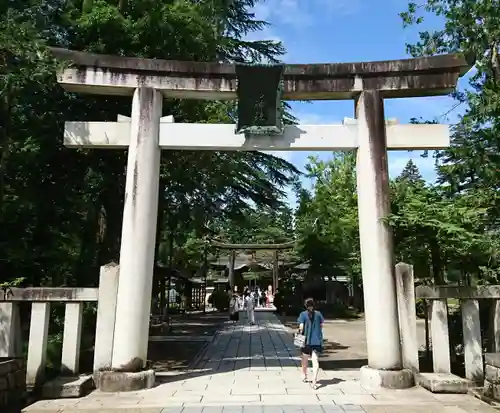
[244,288,255,325]
[297,298,324,389]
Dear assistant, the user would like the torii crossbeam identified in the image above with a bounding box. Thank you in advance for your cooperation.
[51,47,469,391]
[64,116,450,151]
[211,240,296,292]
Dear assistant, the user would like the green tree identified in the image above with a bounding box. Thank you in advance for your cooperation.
[294,153,360,281]
[399,0,500,283]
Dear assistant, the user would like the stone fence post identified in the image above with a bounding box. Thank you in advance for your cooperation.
[395,262,419,373]
[93,263,119,375]
[0,302,22,358]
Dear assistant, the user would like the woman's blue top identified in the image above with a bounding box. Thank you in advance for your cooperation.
[297,310,324,347]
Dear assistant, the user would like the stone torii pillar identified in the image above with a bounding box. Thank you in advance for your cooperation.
[355,91,402,374]
[272,250,279,293]
[111,88,162,374]
[228,250,236,291]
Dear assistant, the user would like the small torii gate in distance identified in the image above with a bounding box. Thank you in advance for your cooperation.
[210,240,296,294]
[51,47,469,391]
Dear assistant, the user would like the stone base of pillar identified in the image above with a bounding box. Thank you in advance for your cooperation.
[98,370,155,392]
[360,365,414,389]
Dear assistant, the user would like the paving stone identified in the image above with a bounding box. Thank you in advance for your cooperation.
[281,406,304,413]
[202,407,223,413]
[296,406,325,412]
[329,395,377,405]
[160,408,183,413]
[286,388,317,395]
[361,406,450,412]
[203,394,260,403]
[262,407,285,413]
[222,406,244,413]
[182,408,204,413]
[230,387,261,395]
[319,406,346,412]
[261,395,320,405]
[243,406,264,413]
[20,312,496,413]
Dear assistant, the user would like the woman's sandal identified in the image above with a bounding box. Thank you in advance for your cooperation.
[302,377,309,383]
[311,383,319,390]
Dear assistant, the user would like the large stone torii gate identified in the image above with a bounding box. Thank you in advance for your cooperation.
[52,47,468,391]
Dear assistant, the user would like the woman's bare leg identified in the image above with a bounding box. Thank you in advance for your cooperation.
[301,354,309,381]
[311,351,320,388]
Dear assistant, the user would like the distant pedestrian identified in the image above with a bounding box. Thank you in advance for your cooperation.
[229,292,240,323]
[297,298,324,390]
[244,288,255,325]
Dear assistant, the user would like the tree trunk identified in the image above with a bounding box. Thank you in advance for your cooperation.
[430,238,444,285]
[74,198,100,286]
[155,179,167,309]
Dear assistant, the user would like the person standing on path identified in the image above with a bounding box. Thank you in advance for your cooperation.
[244,288,255,325]
[297,298,324,390]
[229,291,240,323]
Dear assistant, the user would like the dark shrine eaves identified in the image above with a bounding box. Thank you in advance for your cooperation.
[50,47,471,100]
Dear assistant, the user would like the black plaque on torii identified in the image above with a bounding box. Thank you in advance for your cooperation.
[235,63,285,136]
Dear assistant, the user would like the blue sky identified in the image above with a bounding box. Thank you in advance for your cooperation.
[247,0,472,204]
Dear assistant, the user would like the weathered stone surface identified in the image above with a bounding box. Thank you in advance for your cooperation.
[50,47,467,76]
[42,375,94,398]
[485,365,500,384]
[470,386,500,409]
[360,365,414,389]
[416,372,470,393]
[485,353,500,368]
[417,286,500,300]
[483,379,500,399]
[0,361,12,376]
[0,358,26,411]
[483,354,500,402]
[50,48,469,100]
[99,369,155,392]
[0,287,98,302]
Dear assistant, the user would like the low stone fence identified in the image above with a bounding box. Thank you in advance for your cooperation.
[484,354,500,399]
[0,357,26,411]
[0,263,120,395]
[396,262,500,393]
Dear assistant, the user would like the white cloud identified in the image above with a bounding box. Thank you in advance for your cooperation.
[252,0,362,31]
[316,0,362,15]
[253,0,312,28]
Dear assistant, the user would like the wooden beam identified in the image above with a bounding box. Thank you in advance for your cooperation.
[64,122,450,151]
[211,240,295,250]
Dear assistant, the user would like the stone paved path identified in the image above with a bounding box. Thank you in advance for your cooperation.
[24,312,497,412]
